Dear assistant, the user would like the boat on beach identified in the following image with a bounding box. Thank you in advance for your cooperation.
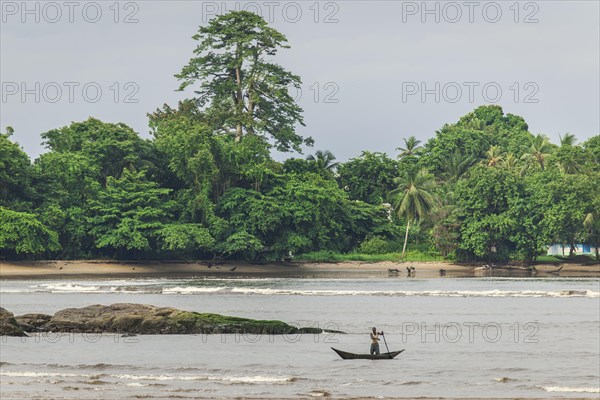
[331,347,405,360]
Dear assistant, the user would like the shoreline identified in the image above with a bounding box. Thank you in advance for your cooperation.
[1,260,598,280]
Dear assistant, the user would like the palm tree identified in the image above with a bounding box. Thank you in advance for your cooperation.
[389,169,438,257]
[485,145,505,167]
[500,153,519,171]
[306,150,338,172]
[521,134,554,171]
[438,149,477,184]
[396,136,422,159]
[559,133,577,147]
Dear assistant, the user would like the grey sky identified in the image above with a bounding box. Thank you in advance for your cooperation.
[1,0,599,161]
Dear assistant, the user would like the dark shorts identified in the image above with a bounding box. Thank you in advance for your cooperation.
[370,343,380,355]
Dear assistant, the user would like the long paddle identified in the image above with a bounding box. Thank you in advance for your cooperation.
[381,332,391,358]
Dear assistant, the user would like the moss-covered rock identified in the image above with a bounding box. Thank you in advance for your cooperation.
[31,303,326,335]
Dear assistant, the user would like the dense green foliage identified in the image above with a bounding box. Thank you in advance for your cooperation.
[175,11,311,152]
[0,128,33,211]
[0,206,60,257]
[1,12,598,263]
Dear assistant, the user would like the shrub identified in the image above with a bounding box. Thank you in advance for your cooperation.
[357,236,389,254]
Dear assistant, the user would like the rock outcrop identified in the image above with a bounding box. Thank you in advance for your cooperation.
[0,307,28,337]
[14,313,52,332]
[4,304,324,335]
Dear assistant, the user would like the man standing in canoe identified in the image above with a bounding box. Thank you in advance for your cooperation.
[370,327,384,355]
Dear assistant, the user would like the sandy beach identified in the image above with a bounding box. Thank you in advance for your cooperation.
[1,259,598,279]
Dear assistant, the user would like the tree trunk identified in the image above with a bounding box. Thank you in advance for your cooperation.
[247,97,255,135]
[246,51,259,136]
[235,124,242,142]
[569,242,576,257]
[234,66,242,142]
[234,46,244,142]
[401,220,411,257]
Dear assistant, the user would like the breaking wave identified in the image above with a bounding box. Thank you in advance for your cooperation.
[537,385,600,393]
[2,279,598,298]
[162,286,226,294]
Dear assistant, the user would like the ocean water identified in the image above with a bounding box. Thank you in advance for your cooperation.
[1,276,599,399]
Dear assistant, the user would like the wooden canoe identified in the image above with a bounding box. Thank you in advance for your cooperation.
[331,347,405,360]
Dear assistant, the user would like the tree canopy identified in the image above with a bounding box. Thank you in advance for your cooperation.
[176,11,312,152]
[1,12,598,264]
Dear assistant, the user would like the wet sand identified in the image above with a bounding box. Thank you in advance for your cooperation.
[1,259,598,279]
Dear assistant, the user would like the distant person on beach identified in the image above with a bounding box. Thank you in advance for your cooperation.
[370,327,384,355]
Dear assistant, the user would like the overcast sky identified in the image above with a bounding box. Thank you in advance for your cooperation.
[1,0,599,161]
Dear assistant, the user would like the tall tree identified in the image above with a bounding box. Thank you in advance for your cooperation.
[389,169,438,257]
[176,11,312,152]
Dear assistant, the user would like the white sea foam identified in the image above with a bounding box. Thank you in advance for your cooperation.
[111,373,293,384]
[1,282,162,294]
[0,371,90,378]
[40,283,102,293]
[228,288,599,298]
[112,374,195,381]
[210,375,294,384]
[538,385,600,393]
[3,281,598,298]
[5,372,291,384]
[162,287,226,294]
[126,382,150,387]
